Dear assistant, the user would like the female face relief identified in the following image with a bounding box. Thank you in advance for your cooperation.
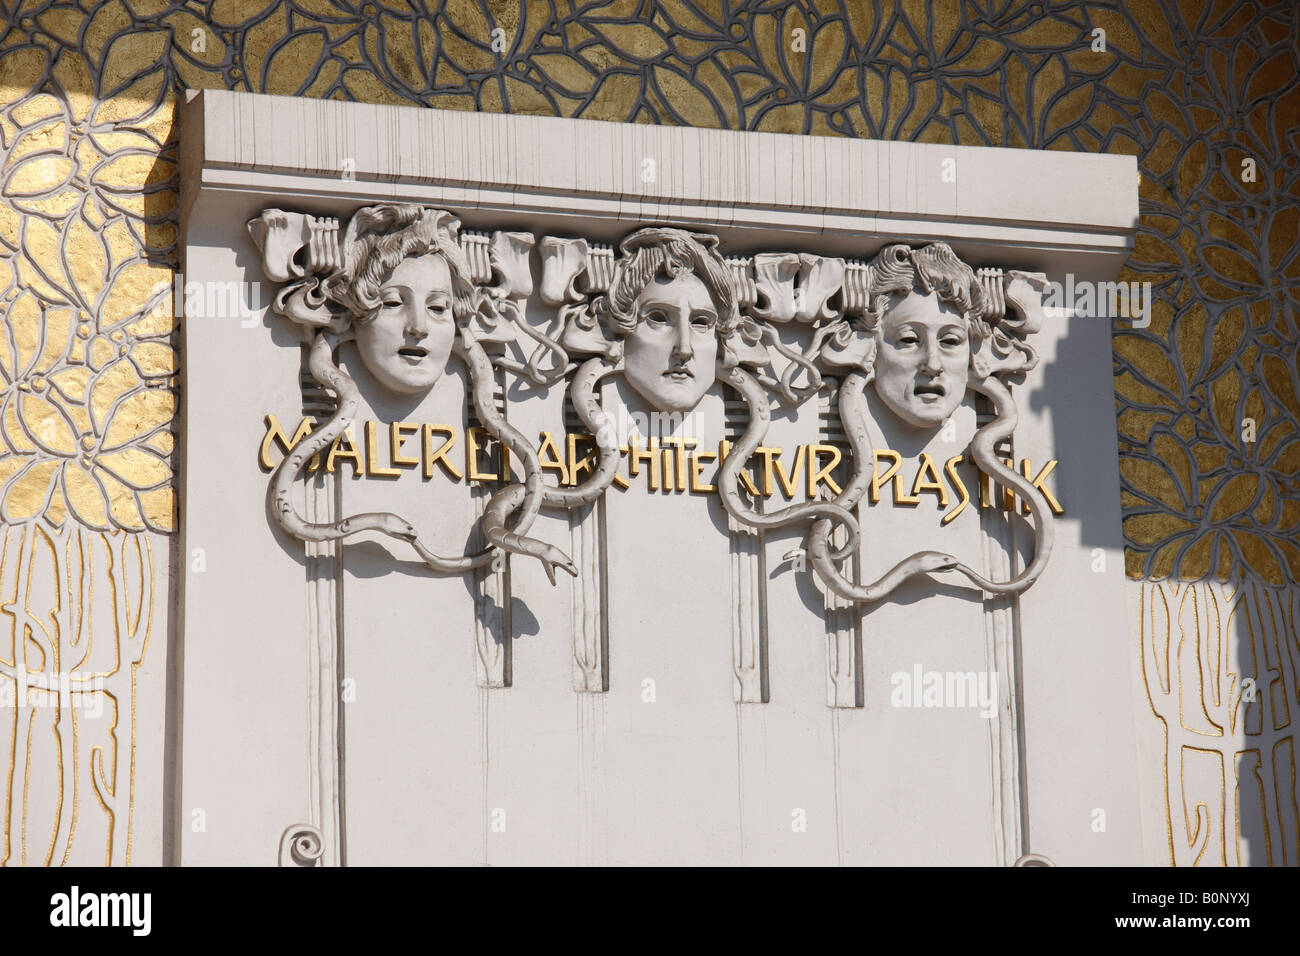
[622,272,720,413]
[354,252,457,394]
[872,290,970,427]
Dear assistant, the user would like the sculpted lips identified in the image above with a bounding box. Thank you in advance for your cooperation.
[664,365,694,381]
[398,345,429,363]
[913,381,946,401]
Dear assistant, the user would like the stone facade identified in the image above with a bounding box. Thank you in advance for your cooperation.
[0,1,1295,866]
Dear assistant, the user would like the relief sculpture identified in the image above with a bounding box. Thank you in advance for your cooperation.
[248,204,1056,612]
[807,243,1054,603]
[249,204,575,581]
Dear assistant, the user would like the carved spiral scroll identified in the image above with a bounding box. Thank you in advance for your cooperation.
[278,825,325,867]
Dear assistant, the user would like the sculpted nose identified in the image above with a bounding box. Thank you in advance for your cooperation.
[921,337,942,375]
[402,303,429,340]
[671,312,693,360]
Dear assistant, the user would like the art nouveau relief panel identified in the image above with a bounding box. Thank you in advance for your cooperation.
[0,525,169,866]
[178,92,1142,866]
[1132,577,1300,868]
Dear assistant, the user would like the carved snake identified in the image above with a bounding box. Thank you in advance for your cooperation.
[461,330,583,583]
[944,375,1054,593]
[806,372,1053,602]
[755,325,823,407]
[715,362,860,560]
[269,329,566,577]
[493,296,573,387]
[477,356,624,582]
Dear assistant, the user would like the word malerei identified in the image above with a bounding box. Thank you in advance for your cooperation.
[260,414,1064,520]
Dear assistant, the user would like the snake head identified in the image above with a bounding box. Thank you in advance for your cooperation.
[916,551,962,573]
[537,550,579,586]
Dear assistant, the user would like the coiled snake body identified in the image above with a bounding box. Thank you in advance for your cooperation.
[806,373,1053,602]
[269,330,573,578]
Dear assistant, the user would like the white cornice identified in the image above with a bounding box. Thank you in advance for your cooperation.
[181,89,1137,277]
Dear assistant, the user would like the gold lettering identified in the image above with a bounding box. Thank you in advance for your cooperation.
[365,421,401,477]
[661,437,696,493]
[391,422,420,468]
[538,431,569,486]
[754,447,781,497]
[255,421,1065,516]
[423,425,462,480]
[467,426,498,482]
[259,414,316,471]
[612,445,630,490]
[870,450,902,504]
[806,444,843,498]
[893,470,921,505]
[941,455,969,525]
[910,453,948,507]
[719,440,760,497]
[568,433,597,486]
[1025,459,1064,515]
[627,436,660,491]
[771,445,805,499]
[326,427,364,475]
[978,462,1016,510]
[689,449,717,493]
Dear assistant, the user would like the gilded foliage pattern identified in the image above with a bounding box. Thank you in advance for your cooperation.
[2,0,1296,583]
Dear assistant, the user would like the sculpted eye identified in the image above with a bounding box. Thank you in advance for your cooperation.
[691,313,715,331]
[643,310,669,327]
[381,294,403,308]
[427,298,450,316]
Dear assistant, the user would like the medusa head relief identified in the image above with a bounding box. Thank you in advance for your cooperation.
[320,206,476,394]
[248,203,575,582]
[548,227,762,411]
[818,242,1042,427]
[539,226,865,560]
[802,241,1054,605]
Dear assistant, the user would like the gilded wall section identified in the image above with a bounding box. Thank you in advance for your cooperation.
[0,0,1295,864]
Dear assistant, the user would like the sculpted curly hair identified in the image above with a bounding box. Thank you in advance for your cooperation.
[603,227,739,338]
[325,204,478,326]
[858,242,989,349]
